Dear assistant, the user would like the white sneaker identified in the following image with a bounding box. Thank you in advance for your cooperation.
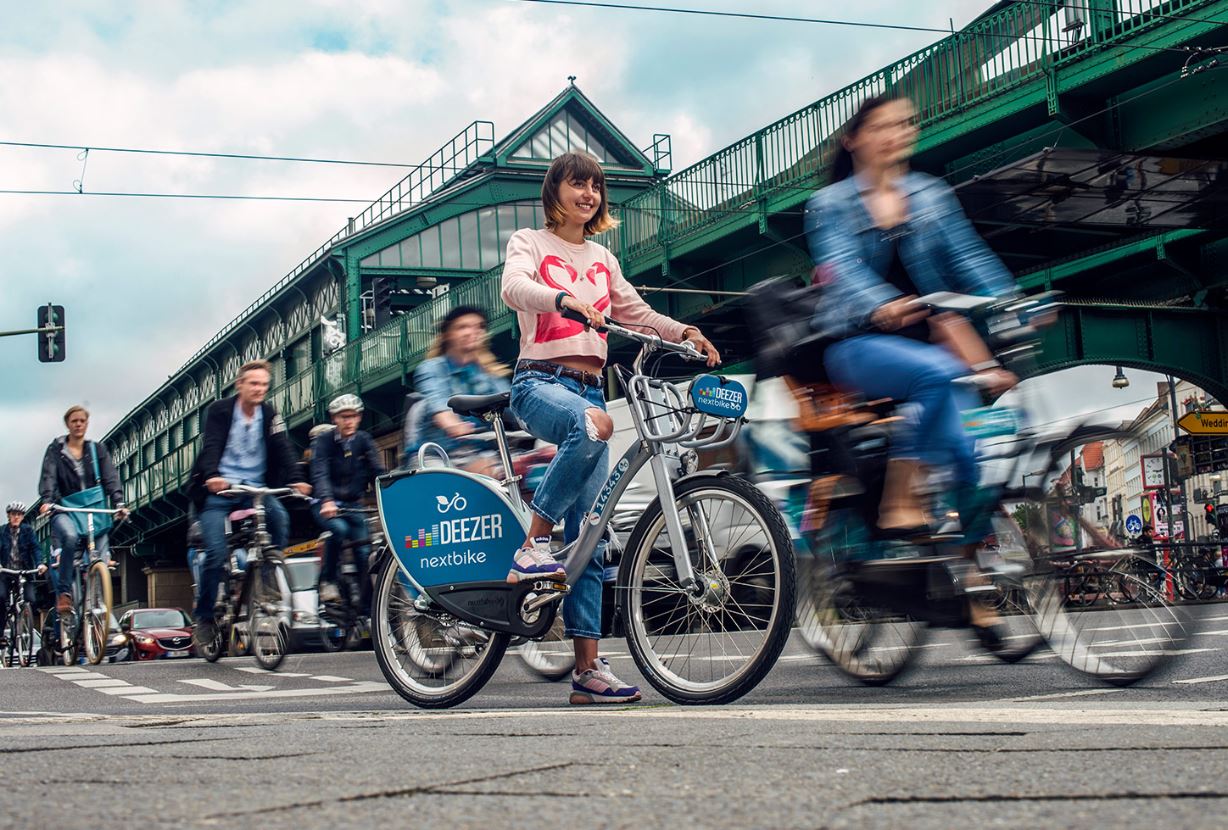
[507,538,565,583]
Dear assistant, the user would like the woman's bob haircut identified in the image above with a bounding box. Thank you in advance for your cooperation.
[541,151,618,236]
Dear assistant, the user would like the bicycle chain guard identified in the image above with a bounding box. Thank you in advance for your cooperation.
[430,579,565,639]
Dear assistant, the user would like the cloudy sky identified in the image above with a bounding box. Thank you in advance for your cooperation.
[0,0,1168,503]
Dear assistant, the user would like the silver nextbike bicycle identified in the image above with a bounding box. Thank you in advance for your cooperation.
[371,315,797,708]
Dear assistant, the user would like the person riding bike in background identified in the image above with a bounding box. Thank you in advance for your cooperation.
[403,305,510,475]
[805,94,1019,537]
[311,394,385,604]
[0,501,47,645]
[38,405,128,614]
[500,150,720,704]
[186,359,310,650]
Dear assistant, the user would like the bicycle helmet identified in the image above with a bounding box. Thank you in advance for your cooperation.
[309,424,336,440]
[328,394,364,415]
[6,500,26,514]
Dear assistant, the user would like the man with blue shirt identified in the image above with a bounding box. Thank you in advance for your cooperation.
[187,360,310,648]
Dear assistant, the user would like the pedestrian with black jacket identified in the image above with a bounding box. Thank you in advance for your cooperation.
[38,405,128,613]
[0,501,47,643]
[186,360,310,647]
[310,394,384,603]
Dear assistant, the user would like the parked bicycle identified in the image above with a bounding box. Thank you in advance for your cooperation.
[760,288,1188,687]
[370,314,796,708]
[48,505,122,666]
[195,485,297,670]
[1,567,41,667]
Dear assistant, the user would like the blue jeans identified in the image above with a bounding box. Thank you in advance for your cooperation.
[50,513,110,597]
[312,501,370,584]
[510,369,608,640]
[195,494,289,621]
[825,334,978,487]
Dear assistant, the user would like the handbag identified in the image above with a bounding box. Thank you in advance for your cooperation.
[61,443,112,536]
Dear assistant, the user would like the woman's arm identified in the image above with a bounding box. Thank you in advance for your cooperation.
[933,184,1016,298]
[38,444,59,506]
[500,230,565,313]
[606,260,689,342]
[95,443,125,507]
[414,360,470,437]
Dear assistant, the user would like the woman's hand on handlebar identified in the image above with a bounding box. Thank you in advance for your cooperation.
[206,476,230,494]
[871,296,929,332]
[977,366,1019,396]
[291,482,312,497]
[682,326,721,367]
[560,295,605,330]
[39,503,51,516]
[320,499,337,519]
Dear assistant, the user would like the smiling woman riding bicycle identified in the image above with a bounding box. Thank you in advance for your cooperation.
[500,150,720,704]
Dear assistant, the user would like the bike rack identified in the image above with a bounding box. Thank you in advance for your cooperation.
[627,375,744,451]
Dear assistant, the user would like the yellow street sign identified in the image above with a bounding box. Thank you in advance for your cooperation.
[1177,410,1228,434]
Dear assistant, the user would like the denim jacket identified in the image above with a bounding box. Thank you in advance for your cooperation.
[804,170,1016,339]
[405,356,511,455]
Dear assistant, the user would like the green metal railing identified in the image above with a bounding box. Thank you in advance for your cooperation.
[601,0,1215,266]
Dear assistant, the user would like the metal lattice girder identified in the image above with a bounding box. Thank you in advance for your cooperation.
[1035,302,1228,403]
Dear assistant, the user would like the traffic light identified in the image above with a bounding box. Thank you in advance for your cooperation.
[37,304,65,363]
[1205,503,1219,533]
[372,278,394,327]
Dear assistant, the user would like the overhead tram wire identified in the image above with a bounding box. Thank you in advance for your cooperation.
[0,189,373,203]
[0,140,417,168]
[504,0,1204,55]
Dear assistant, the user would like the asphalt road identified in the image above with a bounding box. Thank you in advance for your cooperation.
[5,607,1228,830]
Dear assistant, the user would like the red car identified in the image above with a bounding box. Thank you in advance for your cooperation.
[118,608,195,660]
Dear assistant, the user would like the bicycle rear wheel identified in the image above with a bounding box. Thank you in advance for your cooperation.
[620,475,796,704]
[1022,427,1189,685]
[800,508,927,685]
[250,557,291,671]
[370,556,508,709]
[84,561,113,665]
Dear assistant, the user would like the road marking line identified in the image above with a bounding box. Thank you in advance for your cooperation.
[1008,689,1125,702]
[180,678,274,692]
[72,678,130,688]
[310,675,352,682]
[122,681,389,704]
[39,667,88,674]
[99,685,156,695]
[1175,674,1228,685]
[232,667,309,677]
[58,671,111,681]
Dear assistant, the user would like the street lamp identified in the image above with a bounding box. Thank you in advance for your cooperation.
[1112,366,1130,389]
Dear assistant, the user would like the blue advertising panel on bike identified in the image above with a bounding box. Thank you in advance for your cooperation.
[690,375,748,419]
[377,470,526,588]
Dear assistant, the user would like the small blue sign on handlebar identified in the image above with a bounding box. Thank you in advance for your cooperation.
[690,375,748,419]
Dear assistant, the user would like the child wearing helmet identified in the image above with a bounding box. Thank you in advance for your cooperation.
[310,395,385,603]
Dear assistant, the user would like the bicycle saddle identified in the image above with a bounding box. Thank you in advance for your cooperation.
[448,391,511,417]
[228,508,257,522]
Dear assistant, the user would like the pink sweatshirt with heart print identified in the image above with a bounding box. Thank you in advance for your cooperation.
[500,228,690,364]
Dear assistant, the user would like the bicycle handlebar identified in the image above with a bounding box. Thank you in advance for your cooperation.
[50,505,125,515]
[0,567,41,577]
[560,308,704,362]
[218,485,302,498]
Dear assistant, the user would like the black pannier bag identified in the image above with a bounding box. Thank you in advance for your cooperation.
[744,276,827,382]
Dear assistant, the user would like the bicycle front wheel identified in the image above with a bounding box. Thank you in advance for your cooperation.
[84,562,112,666]
[370,556,508,709]
[16,605,35,667]
[620,474,796,705]
[250,557,291,671]
[1023,426,1189,685]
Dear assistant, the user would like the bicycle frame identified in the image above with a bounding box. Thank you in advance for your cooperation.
[389,323,744,607]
